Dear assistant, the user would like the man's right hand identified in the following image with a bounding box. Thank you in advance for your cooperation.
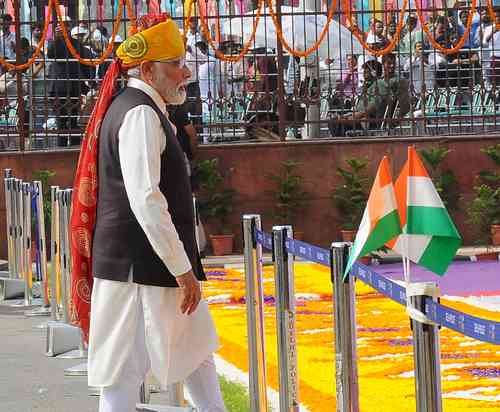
[176,270,201,315]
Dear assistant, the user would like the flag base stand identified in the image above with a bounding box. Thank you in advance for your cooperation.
[33,320,51,330]
[58,348,87,359]
[136,405,195,412]
[45,321,81,357]
[407,282,443,412]
[89,386,101,397]
[25,306,51,317]
[0,278,24,300]
[64,362,88,376]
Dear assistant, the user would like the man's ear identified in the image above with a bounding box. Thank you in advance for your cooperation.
[140,61,154,81]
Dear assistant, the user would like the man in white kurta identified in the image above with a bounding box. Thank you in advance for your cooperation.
[85,16,226,412]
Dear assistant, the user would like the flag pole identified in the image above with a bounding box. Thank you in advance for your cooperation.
[403,256,411,285]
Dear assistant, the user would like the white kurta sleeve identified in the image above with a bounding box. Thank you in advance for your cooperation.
[118,104,192,277]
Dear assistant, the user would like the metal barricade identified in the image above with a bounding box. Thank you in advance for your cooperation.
[272,225,299,411]
[45,187,82,359]
[245,216,450,412]
[57,188,73,323]
[33,181,49,308]
[408,283,443,412]
[49,185,59,320]
[331,242,359,412]
[242,214,269,412]
[4,169,14,278]
[21,182,32,305]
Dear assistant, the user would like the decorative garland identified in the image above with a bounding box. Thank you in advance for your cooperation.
[415,0,478,55]
[0,0,489,69]
[266,0,337,57]
[343,0,408,57]
[197,0,265,62]
[52,0,124,67]
[0,0,53,70]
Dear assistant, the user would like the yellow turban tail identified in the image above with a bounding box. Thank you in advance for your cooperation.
[116,19,185,66]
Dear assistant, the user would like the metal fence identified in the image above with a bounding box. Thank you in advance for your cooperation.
[244,215,499,412]
[1,0,500,151]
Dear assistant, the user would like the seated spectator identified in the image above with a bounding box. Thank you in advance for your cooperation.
[365,19,388,51]
[244,48,279,135]
[403,42,437,96]
[328,59,382,137]
[329,54,410,137]
[356,54,376,91]
[331,54,358,110]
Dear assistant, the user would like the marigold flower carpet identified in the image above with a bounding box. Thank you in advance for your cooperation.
[204,262,500,411]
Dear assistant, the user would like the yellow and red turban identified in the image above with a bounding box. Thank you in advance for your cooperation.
[70,13,184,343]
[117,15,185,66]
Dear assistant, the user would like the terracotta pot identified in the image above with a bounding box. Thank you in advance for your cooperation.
[209,234,234,256]
[491,225,500,246]
[476,252,499,261]
[294,231,304,241]
[357,256,371,265]
[341,230,357,242]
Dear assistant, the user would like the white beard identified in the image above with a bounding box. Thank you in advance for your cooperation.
[165,86,187,105]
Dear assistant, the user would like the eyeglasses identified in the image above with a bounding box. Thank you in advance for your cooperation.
[154,58,186,68]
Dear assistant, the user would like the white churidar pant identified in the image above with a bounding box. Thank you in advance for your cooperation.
[89,277,223,411]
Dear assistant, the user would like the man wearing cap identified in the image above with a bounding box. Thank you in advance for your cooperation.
[70,14,225,412]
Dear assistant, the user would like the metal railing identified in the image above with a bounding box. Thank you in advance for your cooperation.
[0,3,499,151]
[243,214,499,412]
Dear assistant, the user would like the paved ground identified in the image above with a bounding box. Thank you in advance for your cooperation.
[0,302,176,412]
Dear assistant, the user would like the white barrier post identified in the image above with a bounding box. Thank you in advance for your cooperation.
[4,169,14,278]
[242,214,268,412]
[46,188,81,358]
[14,179,24,280]
[58,189,70,323]
[49,186,59,320]
[272,225,299,411]
[1,176,26,300]
[408,283,443,412]
[331,242,359,412]
[22,182,33,306]
[34,182,49,305]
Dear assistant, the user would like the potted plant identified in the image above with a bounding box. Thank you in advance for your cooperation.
[266,160,308,240]
[32,169,56,260]
[195,158,236,256]
[466,184,500,259]
[332,157,371,242]
[418,146,459,209]
[479,144,500,246]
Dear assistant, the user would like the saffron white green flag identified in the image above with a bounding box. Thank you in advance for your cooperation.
[386,147,462,276]
[344,156,401,278]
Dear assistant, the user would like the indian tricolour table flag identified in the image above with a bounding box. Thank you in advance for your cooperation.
[344,156,401,278]
[387,147,462,276]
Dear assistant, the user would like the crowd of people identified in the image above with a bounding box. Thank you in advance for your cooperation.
[1,6,500,148]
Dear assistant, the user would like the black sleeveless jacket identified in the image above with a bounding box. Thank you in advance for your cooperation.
[92,87,205,287]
